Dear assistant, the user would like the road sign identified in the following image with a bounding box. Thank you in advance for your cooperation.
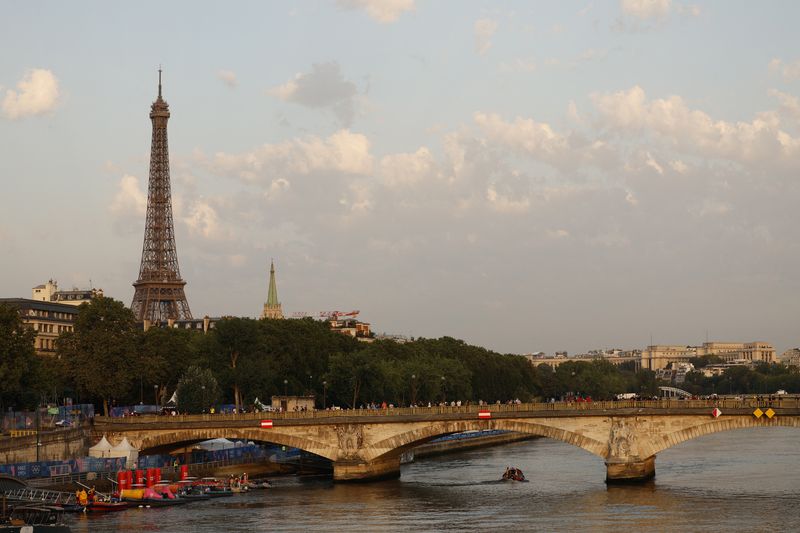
[753,408,763,418]
[711,408,722,418]
[260,420,273,428]
[478,410,491,419]
[765,408,775,419]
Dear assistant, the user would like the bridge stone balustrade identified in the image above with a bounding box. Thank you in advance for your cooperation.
[92,399,800,483]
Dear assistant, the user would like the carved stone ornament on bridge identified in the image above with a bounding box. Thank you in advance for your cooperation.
[334,424,364,458]
[607,418,640,460]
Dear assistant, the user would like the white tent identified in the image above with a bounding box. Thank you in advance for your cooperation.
[197,438,234,451]
[88,435,114,458]
[110,437,139,468]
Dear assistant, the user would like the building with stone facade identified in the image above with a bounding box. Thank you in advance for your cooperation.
[641,341,775,370]
[780,348,800,368]
[0,298,78,356]
[32,279,103,306]
[526,350,641,370]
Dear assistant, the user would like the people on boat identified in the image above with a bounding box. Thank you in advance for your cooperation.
[502,466,525,481]
[78,489,88,506]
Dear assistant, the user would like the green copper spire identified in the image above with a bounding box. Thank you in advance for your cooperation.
[261,260,284,319]
[267,260,279,306]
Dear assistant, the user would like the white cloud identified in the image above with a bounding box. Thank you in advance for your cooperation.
[217,70,238,88]
[379,147,440,187]
[109,175,147,216]
[770,89,800,121]
[340,182,373,215]
[183,198,231,240]
[670,159,688,173]
[644,151,664,174]
[696,198,731,217]
[473,111,616,171]
[264,178,291,200]
[337,0,415,23]
[474,18,498,55]
[1,69,60,119]
[591,85,800,165]
[620,0,672,20]
[769,58,800,81]
[270,62,358,125]
[615,0,698,31]
[486,184,530,214]
[547,228,571,239]
[212,129,374,182]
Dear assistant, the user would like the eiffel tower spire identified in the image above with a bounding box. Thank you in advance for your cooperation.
[261,260,284,319]
[131,69,192,322]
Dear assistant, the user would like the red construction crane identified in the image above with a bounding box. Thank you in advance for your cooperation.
[290,310,360,320]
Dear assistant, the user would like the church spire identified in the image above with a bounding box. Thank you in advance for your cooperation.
[261,260,284,319]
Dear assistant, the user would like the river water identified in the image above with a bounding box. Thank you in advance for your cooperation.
[69,427,798,532]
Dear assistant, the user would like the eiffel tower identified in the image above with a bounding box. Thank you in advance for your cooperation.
[131,70,192,322]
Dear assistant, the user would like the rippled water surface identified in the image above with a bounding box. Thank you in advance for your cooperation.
[70,427,799,532]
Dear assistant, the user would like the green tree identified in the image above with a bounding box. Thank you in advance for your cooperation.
[0,303,46,409]
[139,327,201,406]
[57,297,139,415]
[175,365,221,414]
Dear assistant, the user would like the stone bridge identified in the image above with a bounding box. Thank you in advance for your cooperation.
[93,399,800,482]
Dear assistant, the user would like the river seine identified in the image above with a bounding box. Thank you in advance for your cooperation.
[70,427,798,532]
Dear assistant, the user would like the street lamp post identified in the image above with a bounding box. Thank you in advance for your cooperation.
[441,376,446,404]
[283,379,288,397]
[308,375,313,396]
[322,381,327,409]
[154,385,159,407]
[201,385,206,414]
[35,402,41,462]
[411,374,417,406]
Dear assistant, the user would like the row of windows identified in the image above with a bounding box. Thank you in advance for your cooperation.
[37,338,56,351]
[30,322,73,334]
[25,309,74,320]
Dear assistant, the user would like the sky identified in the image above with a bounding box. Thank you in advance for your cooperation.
[1,1,799,356]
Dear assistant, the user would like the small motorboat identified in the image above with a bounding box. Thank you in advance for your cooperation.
[135,498,190,508]
[0,505,72,532]
[84,500,129,513]
[501,467,527,482]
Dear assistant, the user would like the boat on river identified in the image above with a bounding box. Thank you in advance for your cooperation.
[0,505,71,532]
[84,500,129,513]
[501,467,527,482]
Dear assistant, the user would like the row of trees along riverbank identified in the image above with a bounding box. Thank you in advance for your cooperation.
[1,298,797,414]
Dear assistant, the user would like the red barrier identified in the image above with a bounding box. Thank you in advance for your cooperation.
[154,468,162,484]
[146,468,156,487]
[126,470,133,488]
[179,465,188,481]
[135,469,145,486]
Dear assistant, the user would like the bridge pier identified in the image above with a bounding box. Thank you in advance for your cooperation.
[605,455,656,483]
[333,455,401,482]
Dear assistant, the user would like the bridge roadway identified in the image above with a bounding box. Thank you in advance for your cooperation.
[94,398,800,483]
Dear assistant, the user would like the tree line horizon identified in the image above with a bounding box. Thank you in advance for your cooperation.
[1,297,798,415]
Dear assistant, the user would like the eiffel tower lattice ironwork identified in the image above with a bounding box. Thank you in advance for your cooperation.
[131,70,192,322]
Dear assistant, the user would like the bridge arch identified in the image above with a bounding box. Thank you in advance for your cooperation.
[366,419,608,463]
[649,416,800,457]
[121,429,339,462]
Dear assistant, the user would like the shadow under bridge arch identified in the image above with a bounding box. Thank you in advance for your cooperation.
[133,428,340,461]
[364,418,609,463]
